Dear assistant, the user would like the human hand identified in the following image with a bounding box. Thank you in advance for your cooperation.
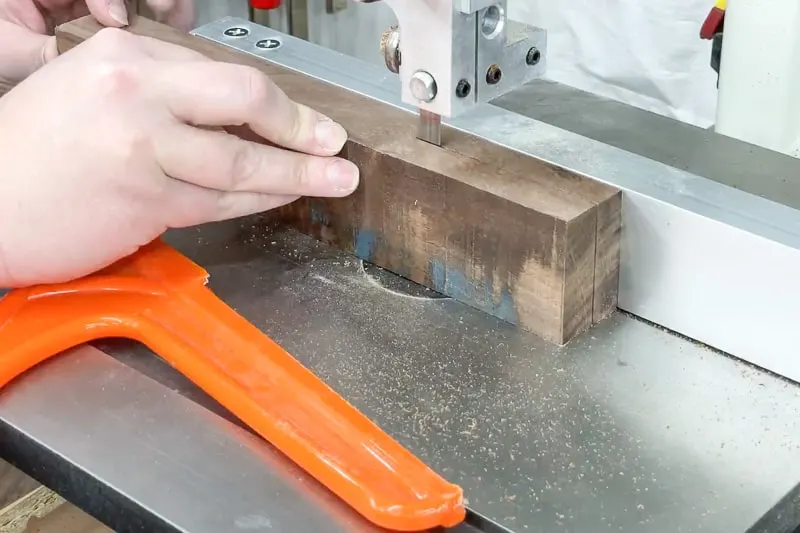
[0,0,194,85]
[0,29,359,287]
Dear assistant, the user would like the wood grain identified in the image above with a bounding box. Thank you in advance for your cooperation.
[55,15,622,344]
[20,500,109,533]
[0,487,64,533]
[0,461,41,513]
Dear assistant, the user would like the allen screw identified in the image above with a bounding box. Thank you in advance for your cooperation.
[455,79,471,98]
[526,47,541,66]
[486,65,502,85]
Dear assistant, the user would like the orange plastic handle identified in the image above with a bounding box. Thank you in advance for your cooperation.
[0,240,465,531]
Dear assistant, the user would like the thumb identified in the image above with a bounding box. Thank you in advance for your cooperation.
[84,0,130,27]
[0,21,57,83]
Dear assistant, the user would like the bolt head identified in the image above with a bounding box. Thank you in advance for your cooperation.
[380,27,401,74]
[224,27,249,37]
[256,38,281,50]
[486,65,502,85]
[455,79,471,98]
[409,71,437,103]
[526,47,541,66]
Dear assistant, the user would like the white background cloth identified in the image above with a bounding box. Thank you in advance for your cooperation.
[508,1,720,128]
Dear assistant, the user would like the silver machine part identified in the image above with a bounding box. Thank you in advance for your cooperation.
[380,26,400,73]
[351,0,546,116]
[410,70,438,102]
[350,0,546,144]
[418,109,443,145]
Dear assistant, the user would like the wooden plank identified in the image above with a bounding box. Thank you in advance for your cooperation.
[0,461,41,513]
[20,500,109,533]
[0,460,61,533]
[55,15,622,344]
[0,486,64,533]
[0,462,101,533]
[593,192,622,321]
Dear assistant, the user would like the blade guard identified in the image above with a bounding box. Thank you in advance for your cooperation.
[0,240,465,532]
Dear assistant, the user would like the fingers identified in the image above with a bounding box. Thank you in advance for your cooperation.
[0,20,55,82]
[150,62,348,157]
[84,0,129,26]
[154,124,360,197]
[145,0,195,31]
[83,28,208,62]
[83,0,194,32]
[160,178,300,228]
[134,35,209,61]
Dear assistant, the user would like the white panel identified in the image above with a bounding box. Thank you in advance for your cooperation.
[716,0,800,158]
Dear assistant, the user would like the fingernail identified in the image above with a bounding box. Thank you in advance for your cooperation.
[315,118,347,153]
[326,160,359,192]
[108,0,129,25]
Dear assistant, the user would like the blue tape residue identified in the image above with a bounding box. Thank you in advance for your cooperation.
[431,260,446,291]
[429,259,519,324]
[310,203,329,226]
[354,230,377,261]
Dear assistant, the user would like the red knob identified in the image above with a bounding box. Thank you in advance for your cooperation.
[250,0,281,8]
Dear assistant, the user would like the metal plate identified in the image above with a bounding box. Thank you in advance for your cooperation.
[0,222,798,533]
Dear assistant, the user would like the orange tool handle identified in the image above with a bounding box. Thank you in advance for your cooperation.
[0,240,465,532]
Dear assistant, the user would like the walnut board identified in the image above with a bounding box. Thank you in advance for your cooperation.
[55,15,622,344]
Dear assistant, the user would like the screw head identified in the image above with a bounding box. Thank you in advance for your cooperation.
[455,79,471,98]
[526,47,541,66]
[224,27,249,37]
[410,71,437,102]
[486,65,502,85]
[255,38,281,50]
[380,26,401,74]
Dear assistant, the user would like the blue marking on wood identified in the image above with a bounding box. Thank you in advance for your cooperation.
[429,259,518,324]
[354,230,377,261]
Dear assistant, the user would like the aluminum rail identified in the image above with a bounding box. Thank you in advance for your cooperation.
[191,17,800,383]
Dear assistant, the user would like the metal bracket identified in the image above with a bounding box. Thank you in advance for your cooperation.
[352,0,547,118]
